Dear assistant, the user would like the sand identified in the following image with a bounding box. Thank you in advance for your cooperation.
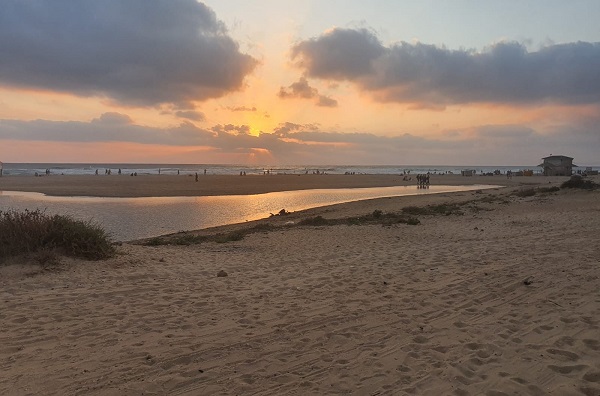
[1,175,599,395]
[0,173,569,197]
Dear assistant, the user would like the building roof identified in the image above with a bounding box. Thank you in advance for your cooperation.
[541,155,574,160]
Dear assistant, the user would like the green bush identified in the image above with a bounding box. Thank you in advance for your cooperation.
[0,209,115,262]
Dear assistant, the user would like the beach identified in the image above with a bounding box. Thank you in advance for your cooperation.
[1,174,599,395]
[0,173,569,197]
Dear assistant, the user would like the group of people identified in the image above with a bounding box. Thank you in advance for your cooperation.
[416,173,430,188]
[34,169,52,177]
[94,168,123,175]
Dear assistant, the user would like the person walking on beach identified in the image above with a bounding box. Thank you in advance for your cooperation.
[195,172,199,182]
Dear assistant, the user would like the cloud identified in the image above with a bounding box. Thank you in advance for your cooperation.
[91,112,133,125]
[226,106,257,112]
[291,28,385,79]
[291,28,600,105]
[278,77,338,107]
[0,0,258,107]
[175,111,206,122]
[211,124,251,135]
[278,77,318,99]
[1,113,598,165]
[317,95,338,107]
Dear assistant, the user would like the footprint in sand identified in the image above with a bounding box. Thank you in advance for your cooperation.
[547,364,588,375]
[582,339,599,351]
[583,371,600,383]
[546,348,580,361]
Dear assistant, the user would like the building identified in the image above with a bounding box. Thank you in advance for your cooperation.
[538,155,576,176]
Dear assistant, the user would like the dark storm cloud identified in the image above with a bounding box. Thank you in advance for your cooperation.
[0,0,258,106]
[291,28,600,105]
[278,77,338,107]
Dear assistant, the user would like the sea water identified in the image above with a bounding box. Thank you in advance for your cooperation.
[0,185,497,241]
[4,162,595,177]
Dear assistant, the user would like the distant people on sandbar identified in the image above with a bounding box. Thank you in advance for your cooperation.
[118,168,122,175]
[416,173,430,188]
[95,169,99,175]
[195,172,199,182]
[204,169,207,175]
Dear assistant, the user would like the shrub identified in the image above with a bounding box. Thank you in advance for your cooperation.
[403,217,421,225]
[252,223,274,231]
[402,204,462,216]
[372,209,383,218]
[430,204,463,215]
[0,209,115,262]
[561,176,599,190]
[346,217,364,225]
[214,231,245,243]
[402,206,428,215]
[537,186,560,193]
[299,216,329,226]
[515,188,536,197]
[144,237,165,246]
[173,234,207,245]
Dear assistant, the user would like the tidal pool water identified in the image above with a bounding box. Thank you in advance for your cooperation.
[0,185,497,241]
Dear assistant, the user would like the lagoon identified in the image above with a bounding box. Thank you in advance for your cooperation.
[0,185,496,241]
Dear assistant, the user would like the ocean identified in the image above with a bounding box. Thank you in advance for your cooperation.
[3,162,595,177]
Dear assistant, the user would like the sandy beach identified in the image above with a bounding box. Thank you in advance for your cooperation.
[1,175,599,395]
[0,173,567,197]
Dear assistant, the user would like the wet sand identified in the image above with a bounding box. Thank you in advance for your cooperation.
[0,173,566,197]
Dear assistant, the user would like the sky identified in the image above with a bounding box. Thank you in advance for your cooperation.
[1,0,599,166]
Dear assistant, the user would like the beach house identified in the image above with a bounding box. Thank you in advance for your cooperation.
[539,155,575,176]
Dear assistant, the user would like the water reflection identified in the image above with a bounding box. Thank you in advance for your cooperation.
[0,185,497,241]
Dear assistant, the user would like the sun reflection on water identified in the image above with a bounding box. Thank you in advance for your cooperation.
[0,185,498,241]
